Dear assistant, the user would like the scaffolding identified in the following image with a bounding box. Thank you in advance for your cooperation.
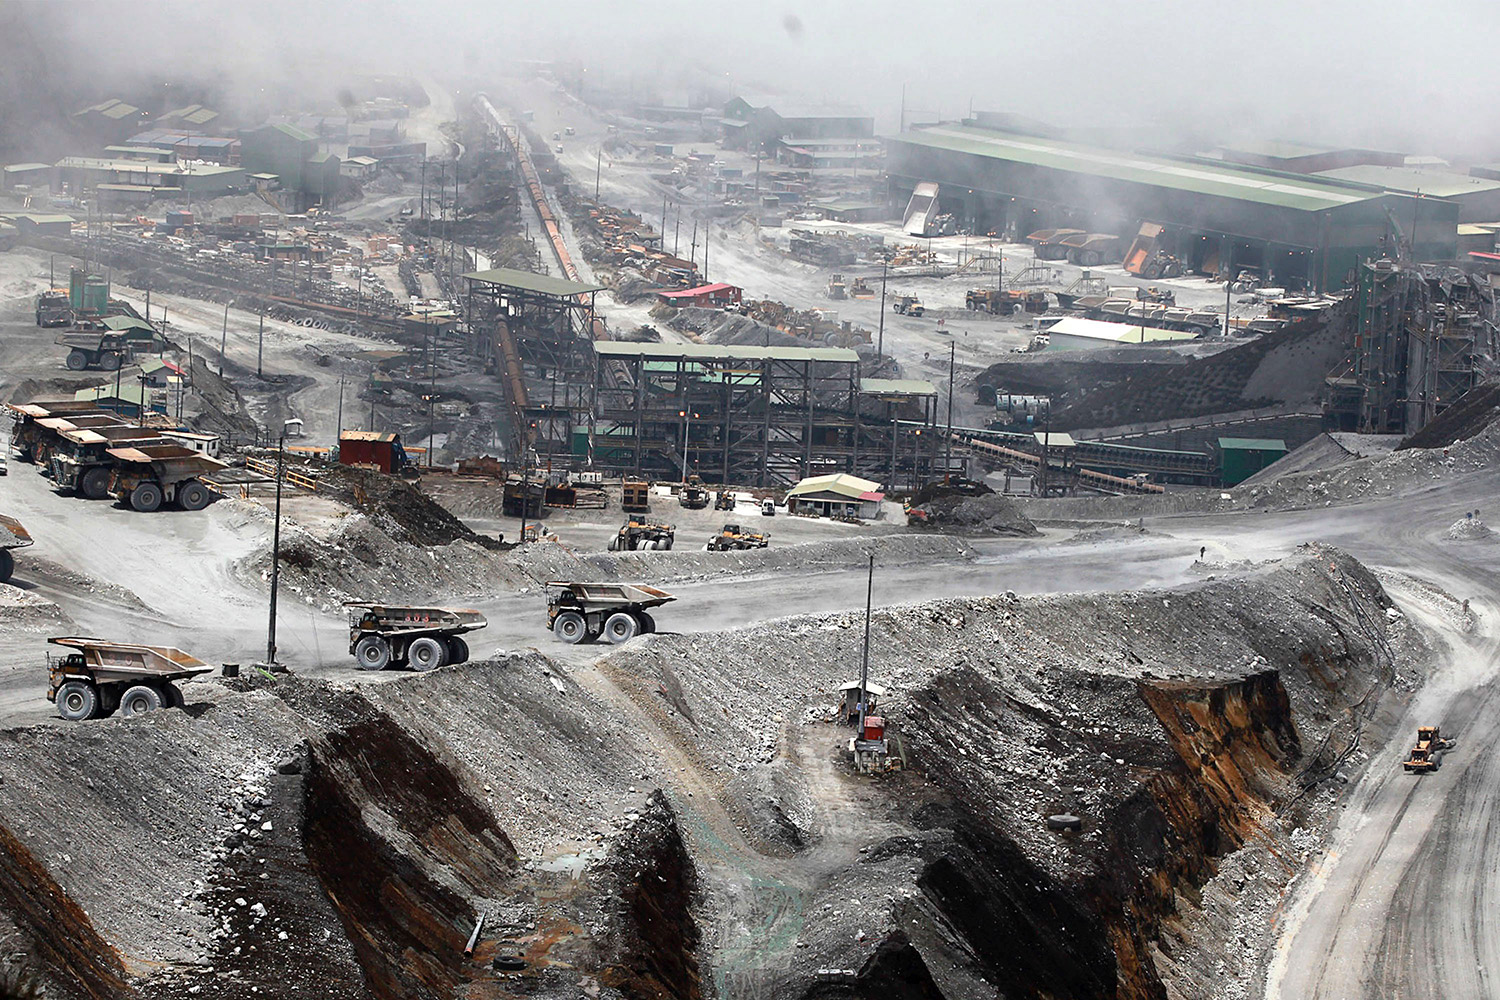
[462,267,604,461]
[589,342,940,487]
[1331,259,1498,434]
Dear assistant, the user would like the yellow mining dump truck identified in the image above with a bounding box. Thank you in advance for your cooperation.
[344,603,488,672]
[706,523,770,551]
[47,636,213,721]
[0,513,34,583]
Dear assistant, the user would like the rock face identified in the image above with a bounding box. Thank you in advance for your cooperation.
[908,492,1038,536]
[0,546,1425,1000]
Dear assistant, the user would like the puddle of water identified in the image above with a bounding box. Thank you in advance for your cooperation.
[537,847,604,876]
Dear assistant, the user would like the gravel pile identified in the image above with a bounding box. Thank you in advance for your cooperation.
[909,492,1038,536]
[1445,516,1493,541]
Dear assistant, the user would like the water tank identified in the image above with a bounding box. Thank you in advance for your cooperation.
[83,275,110,316]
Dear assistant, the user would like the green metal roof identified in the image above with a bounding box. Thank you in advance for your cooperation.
[1314,165,1500,199]
[887,125,1384,212]
[1216,140,1355,159]
[859,377,937,396]
[1218,437,1288,452]
[462,267,605,296]
[76,383,150,404]
[3,163,50,172]
[594,341,859,363]
[265,122,318,143]
[102,315,156,333]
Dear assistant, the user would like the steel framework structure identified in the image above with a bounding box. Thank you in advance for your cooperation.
[589,342,939,487]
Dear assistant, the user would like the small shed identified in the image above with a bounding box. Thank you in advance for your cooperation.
[137,357,186,388]
[1218,437,1288,485]
[837,681,887,725]
[73,382,157,418]
[338,430,408,474]
[785,473,885,519]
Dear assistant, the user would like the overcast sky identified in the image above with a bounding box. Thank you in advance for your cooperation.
[5,0,1499,159]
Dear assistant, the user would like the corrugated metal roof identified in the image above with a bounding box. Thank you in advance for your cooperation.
[263,122,317,143]
[2,163,51,172]
[340,430,398,442]
[859,378,937,396]
[76,383,150,404]
[1046,316,1197,344]
[461,267,605,296]
[1035,431,1077,448]
[888,125,1383,212]
[787,472,883,499]
[593,341,859,363]
[1315,164,1500,199]
[658,282,738,299]
[1219,437,1288,451]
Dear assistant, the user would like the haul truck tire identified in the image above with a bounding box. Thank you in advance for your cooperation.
[445,636,469,664]
[0,549,12,583]
[130,483,163,512]
[65,350,89,371]
[81,466,112,499]
[178,482,211,511]
[603,611,639,644]
[408,636,447,672]
[553,610,586,644]
[100,352,122,371]
[354,635,391,670]
[56,680,98,721]
[637,611,656,634]
[119,684,163,718]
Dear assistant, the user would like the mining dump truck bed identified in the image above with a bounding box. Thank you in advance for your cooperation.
[0,514,33,550]
[344,603,489,635]
[48,636,213,685]
[545,582,676,608]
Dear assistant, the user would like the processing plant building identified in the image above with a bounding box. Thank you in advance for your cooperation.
[884,123,1459,293]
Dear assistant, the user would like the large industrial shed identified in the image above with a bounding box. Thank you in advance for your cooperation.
[884,124,1458,293]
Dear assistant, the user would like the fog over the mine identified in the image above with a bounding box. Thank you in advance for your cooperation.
[2,0,1498,160]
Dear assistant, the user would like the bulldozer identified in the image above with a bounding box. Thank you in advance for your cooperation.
[609,518,675,551]
[706,523,770,551]
[714,489,738,511]
[1402,725,1456,773]
[826,273,848,300]
[849,276,873,297]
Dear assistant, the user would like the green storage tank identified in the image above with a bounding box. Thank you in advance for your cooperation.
[82,275,109,316]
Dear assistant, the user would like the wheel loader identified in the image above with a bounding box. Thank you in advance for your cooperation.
[678,474,710,509]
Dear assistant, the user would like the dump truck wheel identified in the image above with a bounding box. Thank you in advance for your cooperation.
[607,535,619,551]
[65,350,89,371]
[408,637,447,671]
[554,611,587,644]
[445,636,469,664]
[603,612,639,644]
[100,352,122,372]
[81,466,112,500]
[56,680,98,722]
[637,611,656,634]
[119,684,163,718]
[663,536,673,550]
[0,549,12,583]
[353,635,391,670]
[130,482,163,512]
[178,482,211,511]
[163,683,185,710]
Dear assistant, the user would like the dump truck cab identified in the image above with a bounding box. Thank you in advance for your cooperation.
[344,603,488,672]
[46,636,212,721]
[545,581,675,645]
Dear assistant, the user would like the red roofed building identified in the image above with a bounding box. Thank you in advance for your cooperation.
[657,282,743,308]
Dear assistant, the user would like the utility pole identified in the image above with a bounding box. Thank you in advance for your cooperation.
[595,147,602,200]
[704,227,709,283]
[877,261,888,356]
[257,308,265,377]
[662,195,668,247]
[420,153,428,220]
[265,428,287,668]
[221,299,231,374]
[690,220,699,273]
[674,213,681,257]
[857,551,874,732]
[335,375,345,443]
[1224,280,1232,338]
[945,339,955,475]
